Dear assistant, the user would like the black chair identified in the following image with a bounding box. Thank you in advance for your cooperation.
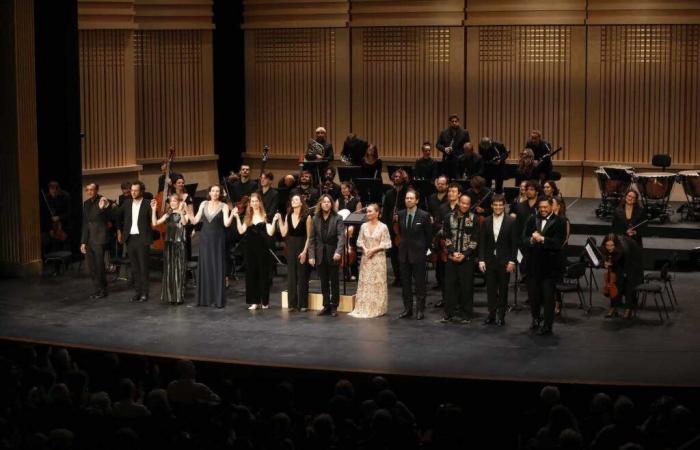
[644,260,678,309]
[109,241,130,283]
[652,154,671,171]
[635,283,670,322]
[44,250,73,275]
[555,261,588,318]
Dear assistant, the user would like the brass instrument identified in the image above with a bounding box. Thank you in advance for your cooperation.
[306,139,325,160]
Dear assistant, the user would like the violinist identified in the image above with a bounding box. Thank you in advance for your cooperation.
[41,181,72,255]
[600,233,644,320]
[226,164,258,204]
[279,194,312,312]
[414,141,438,182]
[381,169,408,286]
[467,176,492,221]
[458,142,484,180]
[479,137,508,193]
[611,189,646,248]
[427,175,448,292]
[515,149,538,186]
[525,129,553,181]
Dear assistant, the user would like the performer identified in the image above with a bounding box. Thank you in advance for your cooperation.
[414,141,438,182]
[396,189,432,320]
[308,194,344,316]
[436,114,470,179]
[349,204,392,318]
[542,180,560,199]
[305,126,334,162]
[600,233,644,320]
[381,169,409,286]
[321,167,341,200]
[110,181,154,303]
[41,181,72,256]
[172,176,193,210]
[80,183,110,299]
[336,182,363,213]
[458,143,484,180]
[157,160,182,194]
[522,197,566,335]
[359,144,382,179]
[479,137,508,193]
[525,129,553,181]
[552,196,570,317]
[479,194,517,326]
[441,194,480,324]
[341,133,368,165]
[232,192,280,310]
[291,170,320,208]
[510,180,540,289]
[511,180,528,213]
[515,149,538,186]
[258,170,279,221]
[611,189,646,248]
[188,185,233,308]
[279,194,312,312]
[427,176,449,291]
[467,176,493,221]
[226,164,258,203]
[150,194,188,305]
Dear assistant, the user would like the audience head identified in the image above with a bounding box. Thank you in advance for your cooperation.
[540,385,561,407]
[176,359,197,380]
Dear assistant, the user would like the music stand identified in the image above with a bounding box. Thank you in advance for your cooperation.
[387,164,413,180]
[583,236,603,313]
[355,178,384,205]
[410,178,435,205]
[337,166,363,183]
[184,183,198,198]
[341,211,367,294]
[437,160,459,180]
[302,160,329,187]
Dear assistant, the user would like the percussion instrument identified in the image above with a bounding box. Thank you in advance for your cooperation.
[677,170,700,221]
[634,172,676,223]
[594,165,634,219]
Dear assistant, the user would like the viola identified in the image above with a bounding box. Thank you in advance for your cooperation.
[602,256,619,299]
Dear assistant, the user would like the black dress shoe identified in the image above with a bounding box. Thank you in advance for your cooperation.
[137,295,148,302]
[496,318,506,327]
[483,316,496,325]
[317,308,330,316]
[415,311,425,320]
[537,327,553,336]
[439,315,452,323]
[431,284,441,290]
[398,309,413,319]
[130,294,141,302]
[529,318,541,331]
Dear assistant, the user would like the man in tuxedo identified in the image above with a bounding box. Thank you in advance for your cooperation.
[110,181,154,302]
[522,197,566,335]
[436,114,470,179]
[308,194,344,317]
[80,182,110,299]
[397,190,432,320]
[479,194,518,326]
[441,194,480,324]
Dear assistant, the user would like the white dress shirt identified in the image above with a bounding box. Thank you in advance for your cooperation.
[130,199,142,235]
[492,213,503,242]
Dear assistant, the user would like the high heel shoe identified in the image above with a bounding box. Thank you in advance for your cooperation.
[248,304,259,310]
[605,307,617,319]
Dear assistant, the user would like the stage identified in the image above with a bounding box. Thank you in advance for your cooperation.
[1,260,699,387]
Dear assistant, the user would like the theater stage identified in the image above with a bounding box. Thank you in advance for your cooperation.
[1,264,699,387]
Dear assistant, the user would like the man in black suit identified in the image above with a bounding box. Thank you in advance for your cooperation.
[308,194,344,316]
[80,183,110,299]
[396,189,432,320]
[522,197,566,335]
[414,141,438,182]
[479,194,518,326]
[441,194,480,324]
[111,181,154,302]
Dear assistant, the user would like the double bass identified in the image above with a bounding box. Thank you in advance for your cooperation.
[236,145,270,213]
[152,146,175,251]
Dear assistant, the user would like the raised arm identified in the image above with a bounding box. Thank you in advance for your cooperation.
[232,208,247,234]
[278,213,289,237]
[266,213,281,236]
[189,201,205,225]
[151,199,169,226]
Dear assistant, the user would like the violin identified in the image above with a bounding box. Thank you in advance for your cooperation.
[41,190,68,242]
[602,256,619,299]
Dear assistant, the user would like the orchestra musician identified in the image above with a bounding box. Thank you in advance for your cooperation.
[458,142,484,180]
[291,170,320,208]
[80,183,110,299]
[414,141,438,182]
[466,176,493,221]
[552,196,570,317]
[600,233,644,320]
[436,114,470,179]
[522,197,566,336]
[341,133,368,166]
[157,160,182,194]
[542,180,560,199]
[478,137,508,193]
[305,127,334,162]
[441,194,480,324]
[479,194,518,326]
[611,189,646,248]
[515,149,538,186]
[258,170,279,221]
[41,181,72,256]
[320,167,341,200]
[381,169,409,286]
[226,164,258,204]
[360,144,382,179]
[308,194,344,317]
[525,129,553,181]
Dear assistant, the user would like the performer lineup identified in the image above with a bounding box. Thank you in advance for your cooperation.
[69,116,646,336]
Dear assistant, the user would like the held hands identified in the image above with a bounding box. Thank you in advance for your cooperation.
[98,197,109,209]
[80,243,87,254]
[299,251,307,264]
[150,199,157,211]
[479,261,486,273]
[274,213,282,223]
[333,253,341,263]
[506,262,515,273]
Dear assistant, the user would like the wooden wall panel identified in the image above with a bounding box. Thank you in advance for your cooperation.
[135,30,215,160]
[587,25,700,166]
[465,0,586,26]
[242,0,349,29]
[79,29,136,170]
[351,27,464,159]
[465,26,585,163]
[245,28,349,158]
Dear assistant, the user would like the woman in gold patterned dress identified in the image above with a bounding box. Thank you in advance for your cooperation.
[349,204,392,318]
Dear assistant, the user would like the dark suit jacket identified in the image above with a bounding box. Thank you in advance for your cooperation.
[611,205,646,247]
[521,213,565,278]
[479,214,518,267]
[436,127,470,161]
[81,196,110,246]
[308,213,344,264]
[113,198,153,245]
[459,153,484,179]
[396,208,432,264]
[381,186,407,227]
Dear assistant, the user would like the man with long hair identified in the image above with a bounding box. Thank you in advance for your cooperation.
[308,194,344,316]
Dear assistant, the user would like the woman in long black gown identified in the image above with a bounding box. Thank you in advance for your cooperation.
[151,194,188,304]
[279,194,312,311]
[188,185,233,308]
[232,192,280,310]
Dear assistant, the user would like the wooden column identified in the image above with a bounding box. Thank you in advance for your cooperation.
[0,0,42,275]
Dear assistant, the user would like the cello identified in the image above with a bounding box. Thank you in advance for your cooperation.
[152,146,175,251]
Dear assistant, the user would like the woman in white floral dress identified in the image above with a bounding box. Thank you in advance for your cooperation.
[349,204,392,318]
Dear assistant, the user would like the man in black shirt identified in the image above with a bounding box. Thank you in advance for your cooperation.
[80,183,110,299]
[479,137,508,193]
[320,167,341,200]
[525,129,553,181]
[259,170,279,221]
[157,160,182,194]
[414,141,438,182]
[291,170,320,208]
[381,169,409,286]
[227,164,258,203]
[458,143,484,180]
[436,114,470,179]
[305,126,334,162]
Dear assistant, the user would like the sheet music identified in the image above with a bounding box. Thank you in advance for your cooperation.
[517,249,523,263]
[585,243,599,268]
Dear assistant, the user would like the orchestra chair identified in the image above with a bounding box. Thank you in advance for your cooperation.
[634,282,670,323]
[652,154,672,172]
[644,258,678,309]
[554,261,588,319]
[44,251,73,276]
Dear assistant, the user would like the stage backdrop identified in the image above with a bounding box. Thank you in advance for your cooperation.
[242,0,700,198]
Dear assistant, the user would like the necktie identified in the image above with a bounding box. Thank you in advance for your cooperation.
[407,213,413,229]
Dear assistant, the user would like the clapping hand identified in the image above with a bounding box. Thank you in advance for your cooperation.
[150,199,157,210]
[98,197,109,209]
[274,213,282,223]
